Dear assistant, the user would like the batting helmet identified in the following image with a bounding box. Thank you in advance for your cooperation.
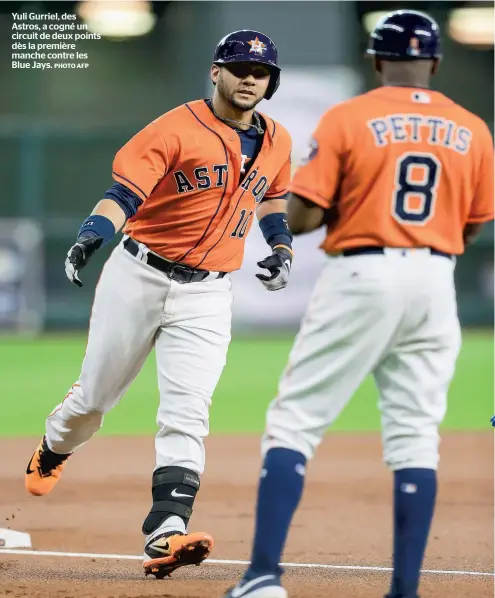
[366,10,442,61]
[213,30,280,100]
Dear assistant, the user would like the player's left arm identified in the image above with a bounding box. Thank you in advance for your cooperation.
[254,153,293,292]
[464,125,494,246]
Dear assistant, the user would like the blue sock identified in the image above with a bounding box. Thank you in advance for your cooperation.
[246,447,306,579]
[389,468,437,597]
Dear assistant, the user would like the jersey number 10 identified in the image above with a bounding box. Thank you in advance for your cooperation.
[230,209,253,239]
[392,152,442,225]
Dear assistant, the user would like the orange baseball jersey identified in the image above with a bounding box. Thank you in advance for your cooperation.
[290,86,494,255]
[112,100,292,272]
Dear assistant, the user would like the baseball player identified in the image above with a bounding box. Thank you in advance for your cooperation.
[25,30,293,579]
[225,11,494,598]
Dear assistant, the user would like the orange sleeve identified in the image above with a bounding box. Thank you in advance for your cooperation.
[289,110,344,209]
[112,122,169,202]
[468,125,494,223]
[264,153,291,200]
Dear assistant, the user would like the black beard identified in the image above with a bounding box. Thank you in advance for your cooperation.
[217,79,260,112]
[229,95,259,112]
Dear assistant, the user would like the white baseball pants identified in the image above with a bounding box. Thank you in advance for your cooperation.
[46,239,233,474]
[262,248,462,471]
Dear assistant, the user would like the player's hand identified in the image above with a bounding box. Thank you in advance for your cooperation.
[256,246,292,292]
[490,415,495,428]
[64,236,103,287]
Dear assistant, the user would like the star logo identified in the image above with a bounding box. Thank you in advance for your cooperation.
[248,37,266,56]
[301,137,319,164]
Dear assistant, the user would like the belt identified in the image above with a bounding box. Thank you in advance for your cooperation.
[124,238,227,283]
[341,246,452,260]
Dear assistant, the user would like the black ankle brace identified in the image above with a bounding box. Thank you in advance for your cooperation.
[142,466,200,535]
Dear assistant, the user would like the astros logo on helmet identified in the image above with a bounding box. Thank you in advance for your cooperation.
[213,29,280,99]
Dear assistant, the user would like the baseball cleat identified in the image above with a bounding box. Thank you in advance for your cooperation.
[25,436,71,496]
[224,575,288,597]
[143,530,213,579]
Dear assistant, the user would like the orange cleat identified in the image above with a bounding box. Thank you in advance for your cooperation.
[143,531,214,579]
[25,437,71,496]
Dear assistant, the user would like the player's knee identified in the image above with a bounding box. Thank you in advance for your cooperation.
[70,383,116,416]
[66,409,105,433]
[51,385,106,425]
[383,433,440,471]
[72,394,106,420]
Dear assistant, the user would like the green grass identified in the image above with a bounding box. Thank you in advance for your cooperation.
[1,331,492,436]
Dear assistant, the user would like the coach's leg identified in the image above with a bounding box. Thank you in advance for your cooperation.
[141,274,232,576]
[375,260,461,598]
[45,244,165,454]
[248,257,404,579]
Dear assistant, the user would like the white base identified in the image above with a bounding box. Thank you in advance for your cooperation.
[229,586,288,598]
[0,528,32,549]
[246,588,287,598]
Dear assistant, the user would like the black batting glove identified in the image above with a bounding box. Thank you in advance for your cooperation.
[256,246,293,292]
[64,236,103,287]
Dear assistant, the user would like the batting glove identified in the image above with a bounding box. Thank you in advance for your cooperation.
[491,415,495,428]
[65,236,103,287]
[256,246,292,292]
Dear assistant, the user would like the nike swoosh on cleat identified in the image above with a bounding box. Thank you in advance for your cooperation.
[148,544,170,555]
[26,457,36,475]
[231,575,277,598]
[171,488,193,498]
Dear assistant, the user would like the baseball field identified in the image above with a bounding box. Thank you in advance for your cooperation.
[1,330,493,597]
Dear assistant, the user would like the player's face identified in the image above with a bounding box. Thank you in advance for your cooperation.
[213,63,271,111]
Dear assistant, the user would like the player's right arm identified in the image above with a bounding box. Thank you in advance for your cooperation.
[288,109,345,235]
[463,123,494,246]
[65,122,170,287]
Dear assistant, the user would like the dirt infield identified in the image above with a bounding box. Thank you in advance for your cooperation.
[1,433,493,597]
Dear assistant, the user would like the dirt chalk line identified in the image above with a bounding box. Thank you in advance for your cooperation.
[1,548,493,577]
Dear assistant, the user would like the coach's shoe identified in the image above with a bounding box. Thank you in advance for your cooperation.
[224,575,288,598]
[25,436,72,496]
[143,530,213,579]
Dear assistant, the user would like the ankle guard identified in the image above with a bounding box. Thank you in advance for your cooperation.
[142,466,200,535]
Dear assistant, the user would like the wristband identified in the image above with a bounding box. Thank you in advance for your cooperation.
[273,244,294,257]
[77,215,115,246]
[259,212,293,251]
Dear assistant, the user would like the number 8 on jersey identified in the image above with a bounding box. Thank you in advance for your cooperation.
[393,152,442,225]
